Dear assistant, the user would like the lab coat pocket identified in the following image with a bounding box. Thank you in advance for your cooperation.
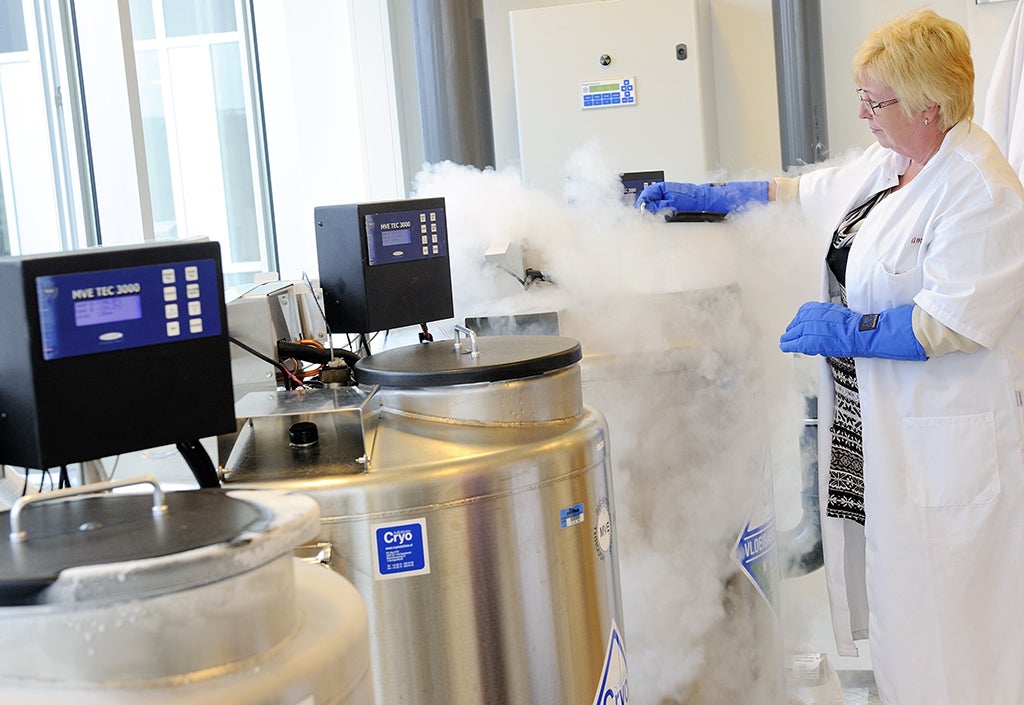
[875,263,923,308]
[903,413,1000,507]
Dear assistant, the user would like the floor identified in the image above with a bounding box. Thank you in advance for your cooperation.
[839,671,882,705]
[788,665,881,705]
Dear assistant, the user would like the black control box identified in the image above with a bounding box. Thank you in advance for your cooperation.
[0,240,235,469]
[620,170,665,204]
[315,197,454,333]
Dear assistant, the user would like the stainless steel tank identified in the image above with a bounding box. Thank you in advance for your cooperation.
[223,333,626,705]
[0,478,373,705]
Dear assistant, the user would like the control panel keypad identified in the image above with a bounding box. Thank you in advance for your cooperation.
[165,270,208,341]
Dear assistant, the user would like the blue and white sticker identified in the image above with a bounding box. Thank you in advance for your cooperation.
[732,452,781,618]
[372,518,430,580]
[591,620,628,705]
[560,502,585,528]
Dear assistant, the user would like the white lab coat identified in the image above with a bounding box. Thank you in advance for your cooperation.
[795,121,1024,705]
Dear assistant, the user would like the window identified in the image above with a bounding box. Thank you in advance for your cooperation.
[0,0,84,256]
[0,1,398,286]
[0,0,275,287]
[128,0,275,285]
[0,0,30,256]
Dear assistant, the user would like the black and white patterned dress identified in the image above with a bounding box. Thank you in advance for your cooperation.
[824,187,894,525]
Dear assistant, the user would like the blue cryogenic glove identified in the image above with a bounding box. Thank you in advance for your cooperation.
[636,181,769,214]
[779,302,927,361]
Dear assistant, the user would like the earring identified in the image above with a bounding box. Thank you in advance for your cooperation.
[924,118,930,126]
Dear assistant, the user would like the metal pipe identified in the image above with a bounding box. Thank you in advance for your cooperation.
[772,0,829,168]
[772,1,827,574]
[779,395,823,577]
[410,0,495,168]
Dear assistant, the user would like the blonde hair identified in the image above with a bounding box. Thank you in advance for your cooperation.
[852,9,974,131]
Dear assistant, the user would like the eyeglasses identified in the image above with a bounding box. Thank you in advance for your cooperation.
[857,89,899,115]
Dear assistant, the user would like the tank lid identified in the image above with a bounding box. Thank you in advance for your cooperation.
[0,486,319,606]
[354,335,582,387]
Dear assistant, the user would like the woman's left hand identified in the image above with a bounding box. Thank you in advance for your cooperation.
[780,301,927,360]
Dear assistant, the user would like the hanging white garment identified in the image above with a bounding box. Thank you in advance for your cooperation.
[794,122,1024,705]
[982,0,1024,179]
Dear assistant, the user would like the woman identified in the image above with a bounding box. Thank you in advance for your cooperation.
[640,10,1024,705]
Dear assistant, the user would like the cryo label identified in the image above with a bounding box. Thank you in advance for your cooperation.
[591,621,628,705]
[372,518,430,580]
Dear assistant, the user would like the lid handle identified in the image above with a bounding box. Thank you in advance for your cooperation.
[453,324,480,358]
[8,475,168,544]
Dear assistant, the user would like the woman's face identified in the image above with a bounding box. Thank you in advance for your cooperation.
[856,80,927,160]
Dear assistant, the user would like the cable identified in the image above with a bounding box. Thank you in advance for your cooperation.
[432,320,454,341]
[301,271,336,360]
[278,339,330,364]
[496,264,527,287]
[279,338,362,380]
[344,332,358,352]
[100,456,120,481]
[176,440,220,489]
[229,336,305,389]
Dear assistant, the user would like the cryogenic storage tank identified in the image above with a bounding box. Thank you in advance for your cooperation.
[0,479,373,705]
[222,333,627,705]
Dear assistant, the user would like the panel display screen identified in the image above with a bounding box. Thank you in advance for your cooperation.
[381,227,412,247]
[74,294,143,327]
[36,259,222,360]
[365,206,448,266]
[581,76,636,109]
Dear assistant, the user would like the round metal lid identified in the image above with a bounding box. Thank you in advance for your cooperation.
[354,335,582,388]
[0,485,266,606]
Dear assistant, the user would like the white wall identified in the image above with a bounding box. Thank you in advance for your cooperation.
[483,0,1021,177]
[706,0,781,174]
[821,0,965,157]
[254,1,361,280]
[255,0,407,280]
[817,0,1019,155]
